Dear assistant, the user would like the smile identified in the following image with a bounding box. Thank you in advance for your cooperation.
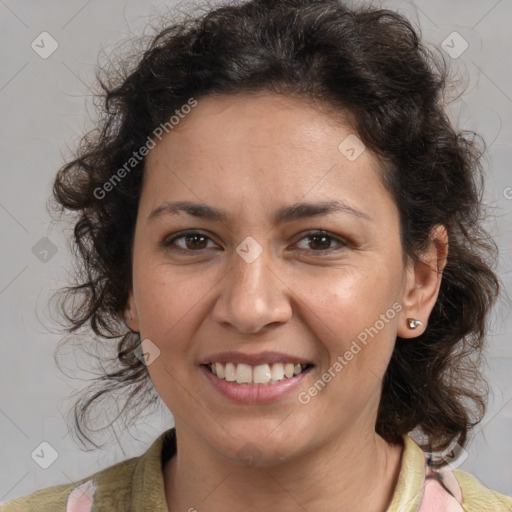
[205,362,313,385]
[200,360,314,404]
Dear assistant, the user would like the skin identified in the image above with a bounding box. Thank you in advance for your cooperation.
[124,93,448,512]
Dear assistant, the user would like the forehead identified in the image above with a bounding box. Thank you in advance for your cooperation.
[149,93,356,160]
[142,93,395,224]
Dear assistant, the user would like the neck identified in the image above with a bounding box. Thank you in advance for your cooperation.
[163,423,403,512]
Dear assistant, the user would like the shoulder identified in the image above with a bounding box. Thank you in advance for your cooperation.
[1,456,140,512]
[453,469,512,511]
[394,435,511,512]
[1,428,175,512]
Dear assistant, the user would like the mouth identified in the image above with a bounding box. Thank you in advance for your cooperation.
[199,350,315,403]
[200,361,314,403]
[202,362,314,385]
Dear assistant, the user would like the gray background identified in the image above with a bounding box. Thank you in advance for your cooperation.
[1,0,511,504]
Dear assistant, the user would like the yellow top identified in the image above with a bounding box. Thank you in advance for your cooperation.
[1,428,511,511]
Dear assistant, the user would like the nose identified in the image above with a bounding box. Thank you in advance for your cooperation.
[211,244,292,335]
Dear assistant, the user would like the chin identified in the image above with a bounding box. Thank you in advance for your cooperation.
[208,416,315,467]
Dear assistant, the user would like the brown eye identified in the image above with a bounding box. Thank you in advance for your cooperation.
[162,231,218,252]
[295,231,348,253]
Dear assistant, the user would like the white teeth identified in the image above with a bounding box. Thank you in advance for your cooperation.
[225,362,236,382]
[208,362,309,385]
[284,363,295,378]
[215,362,224,378]
[253,364,272,384]
[270,362,285,381]
[235,363,252,384]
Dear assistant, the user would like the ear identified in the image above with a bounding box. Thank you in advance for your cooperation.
[397,225,448,338]
[124,289,140,332]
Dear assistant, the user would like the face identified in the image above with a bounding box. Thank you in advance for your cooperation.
[125,93,436,466]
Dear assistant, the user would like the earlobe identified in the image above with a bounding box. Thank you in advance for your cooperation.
[124,290,140,332]
[398,225,448,339]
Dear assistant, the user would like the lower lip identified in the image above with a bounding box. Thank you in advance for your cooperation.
[200,365,312,404]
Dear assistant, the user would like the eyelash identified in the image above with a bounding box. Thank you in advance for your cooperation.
[161,230,349,255]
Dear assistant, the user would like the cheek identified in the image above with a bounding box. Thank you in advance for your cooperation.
[132,263,206,350]
[294,267,401,377]
[132,267,210,410]
[299,265,400,332]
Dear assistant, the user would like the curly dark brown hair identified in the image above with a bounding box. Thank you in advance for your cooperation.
[52,0,499,459]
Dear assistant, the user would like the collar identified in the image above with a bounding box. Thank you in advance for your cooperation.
[386,434,426,511]
[130,427,176,511]
[131,429,428,511]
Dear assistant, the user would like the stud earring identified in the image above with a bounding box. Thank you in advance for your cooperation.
[407,318,423,329]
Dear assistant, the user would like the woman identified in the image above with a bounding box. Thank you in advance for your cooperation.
[2,0,511,510]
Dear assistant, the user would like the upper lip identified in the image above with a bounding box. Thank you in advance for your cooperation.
[200,351,313,366]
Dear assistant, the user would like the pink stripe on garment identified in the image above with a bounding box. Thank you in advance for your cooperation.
[66,480,96,512]
[418,478,464,511]
[418,462,464,512]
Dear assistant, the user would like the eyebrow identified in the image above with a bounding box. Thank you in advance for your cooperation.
[148,200,372,224]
